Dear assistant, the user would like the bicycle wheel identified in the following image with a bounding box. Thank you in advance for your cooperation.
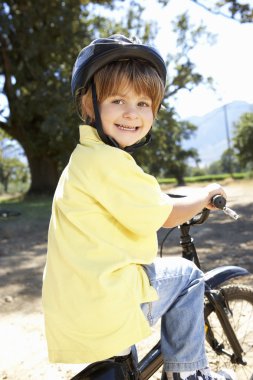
[205,284,253,380]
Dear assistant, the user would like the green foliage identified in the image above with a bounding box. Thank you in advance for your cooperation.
[233,112,253,170]
[0,0,150,193]
[166,12,214,97]
[131,10,219,186]
[195,0,253,23]
[187,167,207,177]
[243,171,253,179]
[158,1,253,23]
[158,172,249,184]
[207,160,222,175]
[0,129,30,193]
[0,156,30,193]
[0,195,52,222]
[207,148,242,175]
[133,108,199,185]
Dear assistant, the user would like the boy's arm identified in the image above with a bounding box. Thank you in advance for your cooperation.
[163,183,226,228]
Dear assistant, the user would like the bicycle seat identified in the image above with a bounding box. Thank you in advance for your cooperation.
[71,352,138,380]
[71,360,128,379]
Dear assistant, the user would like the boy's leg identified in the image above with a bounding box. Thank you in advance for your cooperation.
[141,257,237,380]
[141,257,207,372]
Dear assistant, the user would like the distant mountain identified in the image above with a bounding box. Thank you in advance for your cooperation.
[183,101,253,166]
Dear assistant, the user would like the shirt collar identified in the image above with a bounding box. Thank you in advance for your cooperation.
[79,125,102,145]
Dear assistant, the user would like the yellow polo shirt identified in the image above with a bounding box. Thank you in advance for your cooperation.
[42,125,173,363]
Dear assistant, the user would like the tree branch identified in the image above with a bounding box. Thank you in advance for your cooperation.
[190,0,253,23]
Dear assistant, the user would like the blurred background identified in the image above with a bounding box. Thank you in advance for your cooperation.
[1,2,253,379]
[1,0,253,196]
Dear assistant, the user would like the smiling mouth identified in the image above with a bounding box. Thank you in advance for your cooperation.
[115,124,139,131]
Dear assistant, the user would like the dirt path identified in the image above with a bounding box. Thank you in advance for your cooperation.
[0,180,252,380]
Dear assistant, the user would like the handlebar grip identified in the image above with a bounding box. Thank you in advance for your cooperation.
[212,195,226,209]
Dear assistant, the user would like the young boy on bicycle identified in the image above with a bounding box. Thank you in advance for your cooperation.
[42,34,236,380]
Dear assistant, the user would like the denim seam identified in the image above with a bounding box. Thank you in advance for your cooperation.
[149,272,202,283]
[147,302,153,325]
[163,356,208,372]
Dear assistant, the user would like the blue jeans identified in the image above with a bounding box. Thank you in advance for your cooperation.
[141,257,208,372]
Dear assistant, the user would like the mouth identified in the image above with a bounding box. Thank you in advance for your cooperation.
[115,124,139,131]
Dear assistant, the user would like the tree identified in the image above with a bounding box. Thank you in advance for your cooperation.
[233,112,253,169]
[220,148,241,174]
[0,129,29,192]
[133,12,212,184]
[166,12,214,98]
[0,156,29,193]
[158,0,253,23]
[208,148,241,175]
[1,0,209,193]
[134,108,199,185]
[191,0,253,23]
[0,0,127,194]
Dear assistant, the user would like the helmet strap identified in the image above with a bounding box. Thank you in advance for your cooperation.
[91,82,119,148]
[124,132,152,153]
[91,81,152,153]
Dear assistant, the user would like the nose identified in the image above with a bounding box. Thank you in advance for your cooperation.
[123,104,138,119]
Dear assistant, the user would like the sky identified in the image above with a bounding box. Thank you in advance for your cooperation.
[140,0,253,119]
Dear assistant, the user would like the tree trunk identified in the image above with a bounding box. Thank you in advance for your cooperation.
[27,155,59,195]
[175,173,186,186]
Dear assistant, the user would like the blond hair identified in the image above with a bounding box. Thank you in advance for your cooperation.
[79,59,165,122]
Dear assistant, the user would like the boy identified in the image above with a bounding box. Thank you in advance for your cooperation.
[42,35,236,380]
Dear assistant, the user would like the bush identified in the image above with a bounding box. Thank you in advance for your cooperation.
[158,172,249,185]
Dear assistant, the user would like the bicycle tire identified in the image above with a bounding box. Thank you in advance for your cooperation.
[205,284,253,380]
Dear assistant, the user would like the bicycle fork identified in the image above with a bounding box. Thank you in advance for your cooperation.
[205,288,247,365]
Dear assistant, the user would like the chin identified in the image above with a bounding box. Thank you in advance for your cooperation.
[120,140,137,149]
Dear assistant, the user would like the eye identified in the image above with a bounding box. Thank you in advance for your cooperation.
[112,98,124,105]
[138,101,151,107]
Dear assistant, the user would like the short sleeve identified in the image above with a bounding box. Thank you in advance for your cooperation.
[73,146,173,236]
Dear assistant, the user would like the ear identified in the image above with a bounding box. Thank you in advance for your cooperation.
[81,93,94,120]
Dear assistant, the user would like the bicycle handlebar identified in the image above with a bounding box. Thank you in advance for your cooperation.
[211,195,239,220]
[160,193,238,257]
[189,195,239,225]
[167,193,239,223]
[211,194,226,209]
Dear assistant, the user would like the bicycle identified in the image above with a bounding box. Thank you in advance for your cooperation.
[71,195,253,380]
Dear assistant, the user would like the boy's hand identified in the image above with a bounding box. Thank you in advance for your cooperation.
[203,183,227,210]
[163,183,227,228]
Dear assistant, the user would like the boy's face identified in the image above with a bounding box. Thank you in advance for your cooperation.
[99,87,154,149]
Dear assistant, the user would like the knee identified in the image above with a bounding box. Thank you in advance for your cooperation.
[181,257,203,276]
[178,258,205,291]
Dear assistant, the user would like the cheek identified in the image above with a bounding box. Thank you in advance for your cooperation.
[145,110,154,124]
[100,104,114,118]
[100,105,117,129]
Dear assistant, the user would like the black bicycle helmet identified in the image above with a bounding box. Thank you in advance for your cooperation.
[71,34,167,152]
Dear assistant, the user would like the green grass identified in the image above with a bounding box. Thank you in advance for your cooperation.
[158,172,250,185]
[0,195,52,222]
